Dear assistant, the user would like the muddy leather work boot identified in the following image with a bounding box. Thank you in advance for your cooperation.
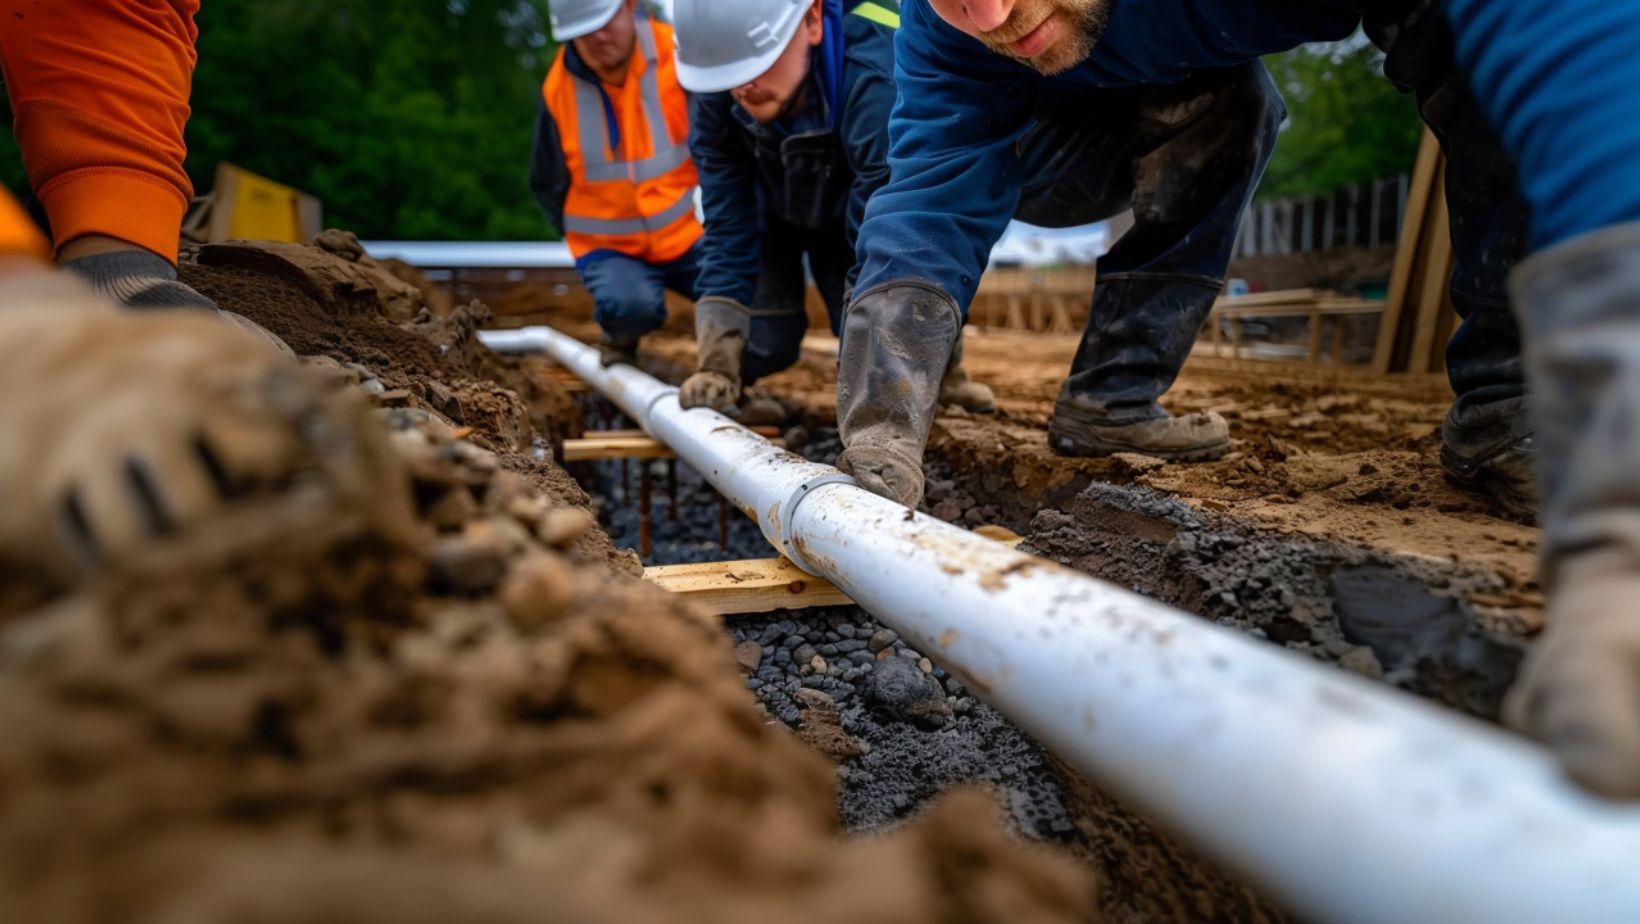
[1502,223,1640,798]
[1440,397,1538,519]
[938,331,996,413]
[679,296,751,413]
[1049,390,1230,460]
[836,282,961,509]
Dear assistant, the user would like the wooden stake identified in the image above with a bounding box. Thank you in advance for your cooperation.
[638,461,652,559]
[717,492,729,550]
[666,459,678,522]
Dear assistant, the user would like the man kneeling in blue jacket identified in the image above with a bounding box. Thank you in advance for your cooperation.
[672,0,995,422]
[839,0,1532,526]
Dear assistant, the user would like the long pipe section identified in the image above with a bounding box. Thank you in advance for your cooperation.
[481,324,1640,924]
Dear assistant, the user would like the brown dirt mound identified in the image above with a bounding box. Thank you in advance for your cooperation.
[0,238,1099,924]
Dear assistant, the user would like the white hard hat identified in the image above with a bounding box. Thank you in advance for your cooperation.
[673,0,813,93]
[550,0,624,41]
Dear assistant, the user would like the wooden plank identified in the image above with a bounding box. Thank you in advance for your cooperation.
[564,435,786,462]
[1214,288,1328,308]
[1307,310,1324,364]
[1407,188,1454,376]
[585,426,780,441]
[644,557,854,616]
[644,525,1025,617]
[1374,129,1444,373]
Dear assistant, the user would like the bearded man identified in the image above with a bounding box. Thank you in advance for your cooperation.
[838,0,1532,529]
[840,0,1640,801]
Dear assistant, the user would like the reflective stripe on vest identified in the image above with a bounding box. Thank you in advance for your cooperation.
[561,184,698,236]
[571,20,691,184]
[850,1,899,28]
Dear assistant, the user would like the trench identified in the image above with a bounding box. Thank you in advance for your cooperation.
[563,390,1294,924]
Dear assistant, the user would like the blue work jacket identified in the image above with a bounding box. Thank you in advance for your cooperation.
[853,0,1364,309]
[688,0,899,304]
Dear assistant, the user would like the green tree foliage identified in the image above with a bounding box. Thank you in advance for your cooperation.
[2,0,562,241]
[1259,36,1424,200]
[3,19,1425,239]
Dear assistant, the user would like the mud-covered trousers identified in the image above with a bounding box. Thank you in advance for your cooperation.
[1026,41,1530,438]
[736,213,853,387]
[1014,61,1284,423]
[1367,2,1532,457]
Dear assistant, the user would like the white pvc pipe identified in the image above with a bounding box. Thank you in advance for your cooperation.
[483,324,1640,924]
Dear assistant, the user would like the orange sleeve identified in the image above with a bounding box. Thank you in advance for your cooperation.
[0,0,200,264]
[0,190,50,260]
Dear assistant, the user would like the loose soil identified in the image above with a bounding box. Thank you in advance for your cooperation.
[0,240,1101,924]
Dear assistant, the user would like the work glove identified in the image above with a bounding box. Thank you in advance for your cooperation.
[835,282,961,509]
[0,268,402,582]
[679,295,750,414]
[1501,223,1640,798]
[62,249,219,311]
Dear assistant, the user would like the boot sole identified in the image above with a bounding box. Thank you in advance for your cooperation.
[1440,446,1539,520]
[1048,428,1230,462]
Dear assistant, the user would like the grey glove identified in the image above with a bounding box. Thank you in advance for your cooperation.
[1502,222,1640,798]
[62,249,218,311]
[680,295,751,413]
[835,281,961,509]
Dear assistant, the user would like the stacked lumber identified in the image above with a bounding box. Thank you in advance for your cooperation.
[1372,129,1457,374]
[971,266,1097,333]
[1204,288,1386,364]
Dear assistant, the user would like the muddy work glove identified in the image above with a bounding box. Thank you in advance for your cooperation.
[0,269,401,582]
[835,282,961,509]
[1503,223,1640,798]
[679,295,750,414]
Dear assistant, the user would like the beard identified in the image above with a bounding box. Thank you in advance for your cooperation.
[977,0,1111,76]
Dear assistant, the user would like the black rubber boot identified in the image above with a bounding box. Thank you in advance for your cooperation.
[836,282,961,509]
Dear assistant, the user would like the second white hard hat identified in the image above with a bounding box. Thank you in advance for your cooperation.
[550,0,625,41]
[673,0,813,93]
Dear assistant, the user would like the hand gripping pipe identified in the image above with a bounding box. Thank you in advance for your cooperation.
[482,325,1640,924]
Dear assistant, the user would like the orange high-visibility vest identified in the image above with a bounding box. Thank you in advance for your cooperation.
[1,191,48,260]
[543,13,702,263]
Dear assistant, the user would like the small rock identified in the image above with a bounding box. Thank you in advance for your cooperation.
[782,635,805,650]
[918,657,934,674]
[809,655,827,674]
[537,507,594,549]
[837,625,858,639]
[867,628,899,652]
[735,641,763,673]
[867,656,953,729]
[899,648,921,661]
[835,639,868,653]
[794,644,818,665]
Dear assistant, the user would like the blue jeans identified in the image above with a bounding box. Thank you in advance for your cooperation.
[579,243,704,346]
[1015,61,1285,424]
[739,214,853,386]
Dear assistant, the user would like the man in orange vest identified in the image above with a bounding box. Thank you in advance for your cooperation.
[531,0,706,366]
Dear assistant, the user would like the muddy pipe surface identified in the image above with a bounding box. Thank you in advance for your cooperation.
[481,325,1640,924]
